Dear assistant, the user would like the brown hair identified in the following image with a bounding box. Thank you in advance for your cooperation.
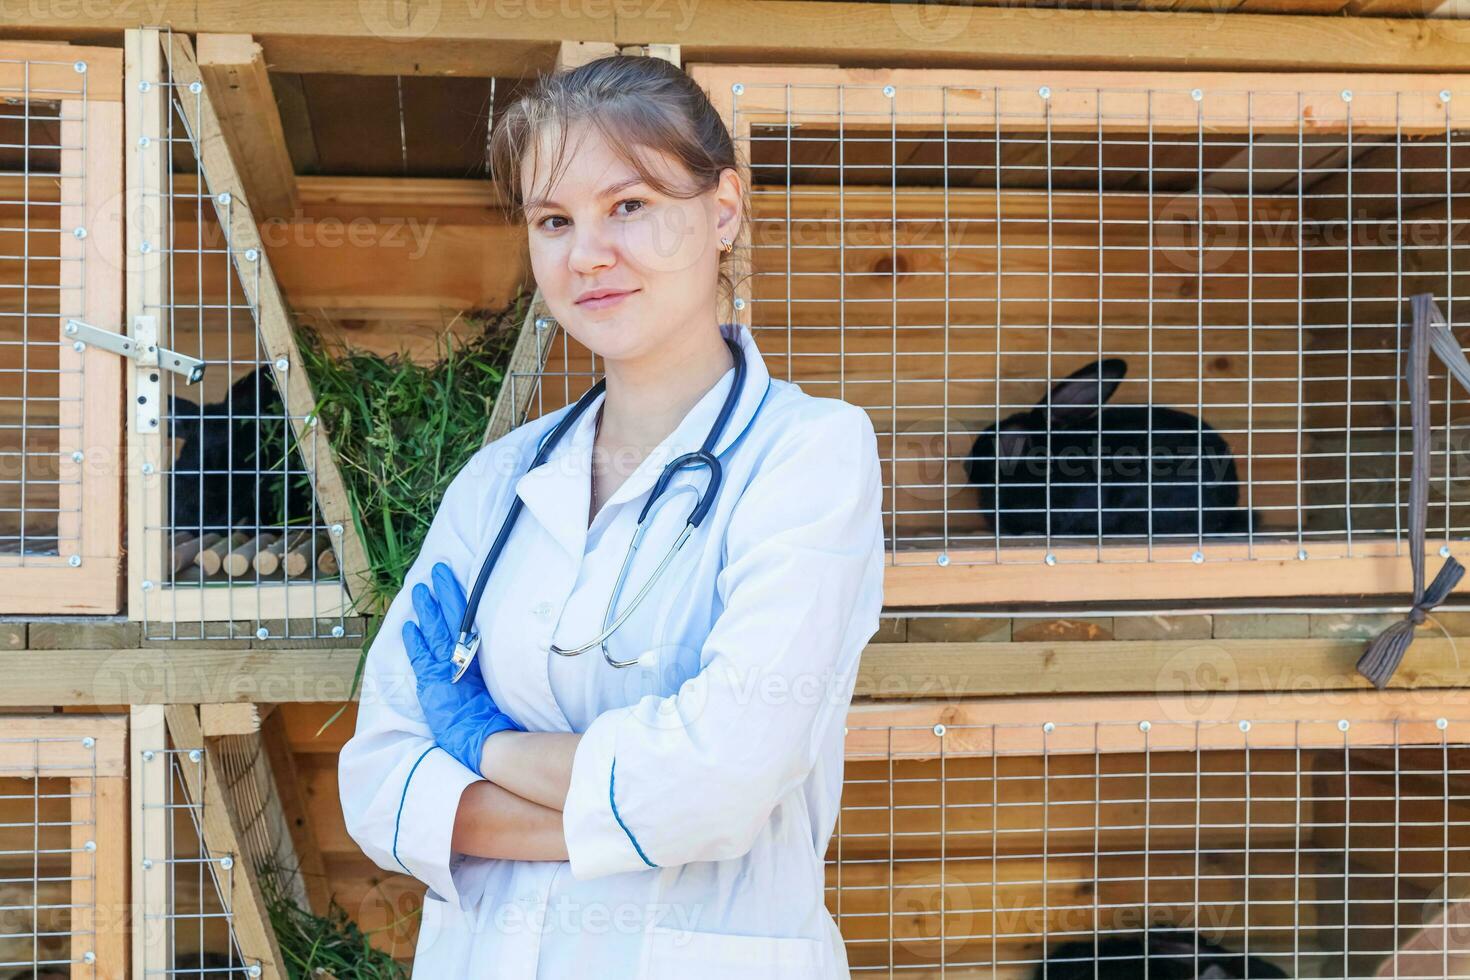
[487,55,748,305]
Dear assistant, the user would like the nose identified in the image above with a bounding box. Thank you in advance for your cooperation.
[567,221,617,276]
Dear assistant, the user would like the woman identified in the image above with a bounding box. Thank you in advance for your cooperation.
[338,55,885,978]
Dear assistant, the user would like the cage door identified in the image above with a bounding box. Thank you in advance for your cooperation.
[0,43,124,613]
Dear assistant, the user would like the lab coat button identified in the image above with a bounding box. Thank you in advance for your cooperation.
[534,601,553,619]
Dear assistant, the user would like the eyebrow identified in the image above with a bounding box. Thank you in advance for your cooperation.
[522,175,647,214]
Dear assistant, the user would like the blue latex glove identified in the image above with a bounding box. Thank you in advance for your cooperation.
[402,561,523,777]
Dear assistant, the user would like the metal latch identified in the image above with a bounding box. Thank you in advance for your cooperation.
[64,317,207,384]
[65,316,206,433]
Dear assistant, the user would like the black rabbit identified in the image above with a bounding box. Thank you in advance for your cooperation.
[167,366,315,534]
[966,358,1258,540]
[1032,927,1289,979]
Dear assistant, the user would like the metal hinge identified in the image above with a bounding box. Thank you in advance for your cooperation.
[64,316,206,433]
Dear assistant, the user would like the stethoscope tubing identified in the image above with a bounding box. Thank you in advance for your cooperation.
[448,334,745,680]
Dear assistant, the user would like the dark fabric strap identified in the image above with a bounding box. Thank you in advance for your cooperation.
[1357,294,1470,689]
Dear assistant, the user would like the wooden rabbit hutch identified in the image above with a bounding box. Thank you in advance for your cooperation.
[3,6,1470,979]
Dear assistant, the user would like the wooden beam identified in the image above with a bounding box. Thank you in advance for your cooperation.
[201,701,266,734]
[164,706,286,980]
[0,714,126,776]
[6,632,1470,704]
[129,705,171,977]
[196,34,299,221]
[0,41,123,100]
[162,32,373,607]
[73,774,128,980]
[11,4,1470,75]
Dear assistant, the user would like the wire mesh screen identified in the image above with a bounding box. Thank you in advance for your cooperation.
[133,30,357,641]
[0,56,89,565]
[716,75,1470,571]
[831,713,1470,978]
[136,746,256,978]
[0,734,104,978]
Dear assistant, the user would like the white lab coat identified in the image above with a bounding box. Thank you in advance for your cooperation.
[338,320,885,978]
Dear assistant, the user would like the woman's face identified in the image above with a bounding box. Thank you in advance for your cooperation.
[520,120,739,363]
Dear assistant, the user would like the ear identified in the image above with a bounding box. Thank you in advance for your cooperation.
[1043,358,1126,428]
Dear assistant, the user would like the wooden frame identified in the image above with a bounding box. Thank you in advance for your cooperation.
[689,63,1470,607]
[125,28,365,627]
[0,41,124,613]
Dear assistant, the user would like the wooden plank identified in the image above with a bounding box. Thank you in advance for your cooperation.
[843,691,1470,760]
[695,65,1470,136]
[260,707,331,916]
[195,34,299,222]
[5,631,1470,704]
[0,42,123,101]
[163,32,372,608]
[13,4,1470,75]
[201,702,265,735]
[882,542,1428,605]
[0,714,126,776]
[164,705,285,980]
[130,705,171,977]
[125,28,170,623]
[72,774,128,979]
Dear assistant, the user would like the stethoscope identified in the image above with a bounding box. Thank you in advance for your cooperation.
[449,334,747,681]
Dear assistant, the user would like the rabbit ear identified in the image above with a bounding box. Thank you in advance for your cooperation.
[1043,358,1127,428]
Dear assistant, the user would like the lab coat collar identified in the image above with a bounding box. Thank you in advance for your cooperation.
[514,321,773,558]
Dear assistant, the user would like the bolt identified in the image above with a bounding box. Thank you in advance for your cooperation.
[82,736,94,749]
[141,580,154,592]
[733,297,746,311]
[244,247,258,262]
[141,463,154,476]
[933,723,946,737]
[73,226,87,240]
[138,80,151,93]
[1191,550,1204,564]
[189,80,202,95]
[275,357,289,372]
[331,625,345,638]
[883,85,895,98]
[141,858,152,870]
[1438,718,1449,730]
[72,341,85,353]
[1239,720,1251,732]
[1338,719,1350,732]
[1038,86,1051,100]
[142,750,155,762]
[330,524,344,537]
[189,748,202,763]
[1341,89,1353,103]
[1297,548,1308,561]
[257,627,269,640]
[1139,720,1152,733]
[936,553,950,567]
[220,855,234,870]
[1441,90,1452,104]
[84,840,96,853]
[732,83,744,96]
[1441,544,1452,558]
[1043,722,1055,733]
[1190,88,1203,102]
[73,60,87,74]
[82,951,96,964]
[68,555,81,567]
[140,241,152,254]
[217,192,231,206]
[1044,553,1057,566]
[137,136,150,150]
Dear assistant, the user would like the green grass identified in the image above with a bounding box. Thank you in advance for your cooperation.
[258,857,411,980]
[297,291,530,713]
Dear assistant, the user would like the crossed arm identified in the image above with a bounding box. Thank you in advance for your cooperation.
[449,731,582,862]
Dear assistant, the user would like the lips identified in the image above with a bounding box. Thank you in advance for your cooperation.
[577,288,636,309]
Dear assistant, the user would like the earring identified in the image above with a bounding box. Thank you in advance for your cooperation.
[718,236,733,253]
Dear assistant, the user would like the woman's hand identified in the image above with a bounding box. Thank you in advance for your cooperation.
[402,561,524,778]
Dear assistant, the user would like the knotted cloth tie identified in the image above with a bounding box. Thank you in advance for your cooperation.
[1357,294,1470,689]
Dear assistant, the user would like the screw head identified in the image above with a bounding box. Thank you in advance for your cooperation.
[1441,90,1452,103]
[138,80,151,93]
[68,555,81,567]
[139,240,152,254]
[1338,719,1350,732]
[1139,720,1152,733]
[248,965,262,978]
[141,858,152,870]
[936,553,950,567]
[1441,544,1452,558]
[189,80,202,94]
[82,736,95,749]
[141,462,154,476]
[137,135,150,150]
[1190,88,1203,102]
[933,723,946,737]
[1239,720,1251,732]
[217,192,231,206]
[534,315,552,331]
[882,85,896,98]
[732,296,746,311]
[1038,86,1051,100]
[331,625,345,638]
[1297,548,1308,561]
[1043,721,1056,733]
[142,750,155,762]
[244,248,259,262]
[256,627,270,640]
[73,61,88,74]
[1191,550,1204,564]
[1044,553,1057,566]
[330,524,344,537]
[188,749,202,763]
[1438,717,1449,730]
[72,341,85,352]
[275,357,289,372]
[731,83,744,95]
[82,951,96,964]
[73,226,87,240]
[141,580,154,592]
[220,855,234,870]
[1341,89,1353,102]
[84,840,96,853]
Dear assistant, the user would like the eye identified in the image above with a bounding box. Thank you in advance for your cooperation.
[534,213,568,232]
[615,198,647,217]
